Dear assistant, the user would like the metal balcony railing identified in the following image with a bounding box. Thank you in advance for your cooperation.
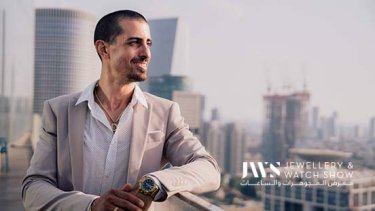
[154,191,224,211]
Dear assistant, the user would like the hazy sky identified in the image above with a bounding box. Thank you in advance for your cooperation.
[28,0,375,124]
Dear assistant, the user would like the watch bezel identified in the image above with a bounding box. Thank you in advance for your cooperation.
[138,176,159,198]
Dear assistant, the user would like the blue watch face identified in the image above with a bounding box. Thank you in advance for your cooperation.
[142,178,155,192]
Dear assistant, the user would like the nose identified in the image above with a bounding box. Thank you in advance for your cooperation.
[139,42,151,60]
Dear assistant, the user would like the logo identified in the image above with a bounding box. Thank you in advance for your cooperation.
[242,162,281,178]
[240,161,355,187]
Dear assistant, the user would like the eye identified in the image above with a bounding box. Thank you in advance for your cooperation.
[128,41,138,46]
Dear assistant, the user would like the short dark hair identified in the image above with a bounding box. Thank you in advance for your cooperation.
[94,10,147,44]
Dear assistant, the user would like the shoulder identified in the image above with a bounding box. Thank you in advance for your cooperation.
[45,92,82,111]
[143,92,175,108]
[142,92,183,119]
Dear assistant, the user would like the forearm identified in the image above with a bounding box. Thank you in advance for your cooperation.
[150,158,220,198]
[156,102,221,197]
[22,178,97,211]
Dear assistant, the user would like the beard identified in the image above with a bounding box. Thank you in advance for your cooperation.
[126,56,149,82]
[126,68,148,82]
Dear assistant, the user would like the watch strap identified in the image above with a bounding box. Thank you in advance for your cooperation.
[145,174,168,201]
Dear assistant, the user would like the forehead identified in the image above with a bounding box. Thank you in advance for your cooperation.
[117,19,151,39]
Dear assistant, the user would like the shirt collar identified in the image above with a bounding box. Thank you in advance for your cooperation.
[76,81,148,109]
[76,81,96,108]
[133,84,148,108]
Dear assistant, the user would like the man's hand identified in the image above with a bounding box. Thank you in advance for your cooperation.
[131,183,153,211]
[91,184,145,211]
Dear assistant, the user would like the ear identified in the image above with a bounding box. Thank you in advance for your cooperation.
[95,40,109,60]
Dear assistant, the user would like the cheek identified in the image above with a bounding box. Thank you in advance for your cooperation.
[120,53,133,64]
[112,54,129,67]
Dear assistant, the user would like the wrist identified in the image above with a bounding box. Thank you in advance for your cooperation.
[138,175,160,200]
[138,175,168,202]
[89,198,98,211]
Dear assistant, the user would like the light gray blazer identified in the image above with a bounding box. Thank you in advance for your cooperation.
[22,91,220,211]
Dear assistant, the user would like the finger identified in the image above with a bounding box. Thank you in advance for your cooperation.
[112,201,140,211]
[121,183,132,192]
[131,183,139,193]
[112,206,124,211]
[112,189,145,208]
[114,198,143,211]
[107,191,143,211]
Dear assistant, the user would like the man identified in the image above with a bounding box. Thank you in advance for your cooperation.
[22,10,220,211]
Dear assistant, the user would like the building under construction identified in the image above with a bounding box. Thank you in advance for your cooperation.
[262,90,310,163]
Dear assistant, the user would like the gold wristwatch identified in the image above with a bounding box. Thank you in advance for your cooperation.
[138,175,160,199]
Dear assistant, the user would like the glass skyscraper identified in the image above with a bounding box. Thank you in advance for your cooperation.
[147,75,192,100]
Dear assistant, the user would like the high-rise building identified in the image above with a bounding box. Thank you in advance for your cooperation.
[262,90,310,163]
[0,96,10,139]
[369,117,375,142]
[1,9,5,96]
[211,108,221,121]
[140,17,189,92]
[1,1,34,97]
[309,106,320,139]
[147,75,192,100]
[317,111,340,141]
[33,8,98,114]
[0,1,34,141]
[326,111,339,138]
[172,91,204,135]
[225,123,246,176]
[354,125,364,139]
[312,106,319,131]
[203,120,226,170]
[331,112,339,137]
[147,18,188,77]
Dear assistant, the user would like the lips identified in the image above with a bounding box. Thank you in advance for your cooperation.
[133,61,148,72]
[132,57,148,72]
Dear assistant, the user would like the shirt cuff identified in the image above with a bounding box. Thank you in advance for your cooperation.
[146,174,168,202]
[86,196,100,211]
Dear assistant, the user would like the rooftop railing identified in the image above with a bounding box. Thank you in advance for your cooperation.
[155,191,224,211]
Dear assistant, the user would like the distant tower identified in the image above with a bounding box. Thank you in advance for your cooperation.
[262,90,310,163]
[1,9,5,96]
[312,106,319,130]
[147,75,192,100]
[328,111,339,137]
[141,18,190,93]
[0,1,34,141]
[204,120,225,171]
[369,117,375,141]
[147,18,188,77]
[225,123,246,176]
[33,8,97,114]
[172,91,204,135]
[309,106,320,139]
[211,108,220,121]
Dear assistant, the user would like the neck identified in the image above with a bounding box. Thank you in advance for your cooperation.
[96,77,135,112]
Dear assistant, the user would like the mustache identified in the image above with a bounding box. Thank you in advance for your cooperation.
[131,56,148,63]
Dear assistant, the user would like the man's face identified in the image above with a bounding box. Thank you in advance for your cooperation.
[106,19,152,83]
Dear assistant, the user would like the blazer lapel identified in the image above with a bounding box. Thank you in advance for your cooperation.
[68,98,87,191]
[127,102,151,185]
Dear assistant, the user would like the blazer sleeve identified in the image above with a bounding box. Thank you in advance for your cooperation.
[21,100,96,211]
[150,102,221,198]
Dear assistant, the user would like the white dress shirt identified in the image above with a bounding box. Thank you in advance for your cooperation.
[76,81,148,195]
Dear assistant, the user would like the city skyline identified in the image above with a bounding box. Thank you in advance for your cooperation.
[2,0,375,125]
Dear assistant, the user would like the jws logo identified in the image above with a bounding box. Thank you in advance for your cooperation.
[242,162,281,178]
